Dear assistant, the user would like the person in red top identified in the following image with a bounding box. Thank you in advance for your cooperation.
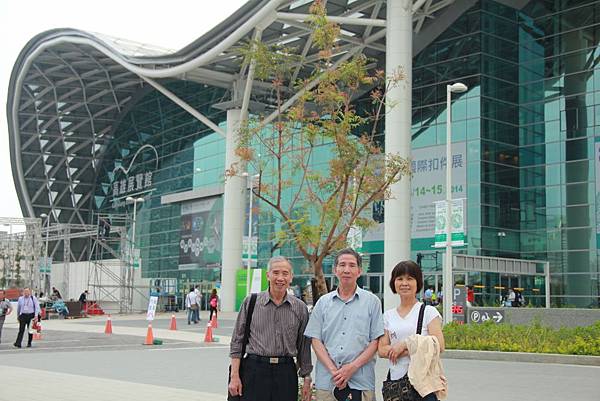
[209,289,218,321]
[466,286,475,307]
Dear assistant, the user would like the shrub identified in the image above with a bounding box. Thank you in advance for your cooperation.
[444,321,600,356]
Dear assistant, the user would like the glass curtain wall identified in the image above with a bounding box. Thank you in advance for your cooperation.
[95,81,228,289]
[412,0,600,307]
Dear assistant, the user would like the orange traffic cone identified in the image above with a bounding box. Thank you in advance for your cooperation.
[210,313,218,329]
[104,315,113,335]
[203,321,214,343]
[144,323,154,345]
[169,314,177,331]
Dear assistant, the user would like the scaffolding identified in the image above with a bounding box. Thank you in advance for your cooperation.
[88,212,147,313]
[43,223,98,296]
[0,217,42,290]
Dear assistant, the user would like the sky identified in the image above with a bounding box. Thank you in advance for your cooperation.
[0,0,247,218]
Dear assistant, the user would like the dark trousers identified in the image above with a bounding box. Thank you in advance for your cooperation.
[209,306,218,321]
[0,317,5,343]
[15,313,35,346]
[240,357,298,401]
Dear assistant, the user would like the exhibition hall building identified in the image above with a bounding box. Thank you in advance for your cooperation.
[7,0,600,310]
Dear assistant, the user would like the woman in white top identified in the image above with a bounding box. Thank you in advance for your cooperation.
[378,260,445,401]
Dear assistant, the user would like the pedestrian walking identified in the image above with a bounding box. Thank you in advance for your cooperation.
[209,289,219,322]
[14,288,41,348]
[304,248,384,401]
[185,287,199,324]
[194,285,202,322]
[0,289,14,344]
[228,256,313,401]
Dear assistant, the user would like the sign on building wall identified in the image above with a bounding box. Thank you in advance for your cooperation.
[178,197,223,270]
[361,142,468,249]
[110,144,159,206]
[411,142,467,240]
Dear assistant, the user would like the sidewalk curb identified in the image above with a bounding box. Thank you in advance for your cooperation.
[443,349,600,366]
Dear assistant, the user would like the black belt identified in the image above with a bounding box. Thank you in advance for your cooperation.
[246,354,294,365]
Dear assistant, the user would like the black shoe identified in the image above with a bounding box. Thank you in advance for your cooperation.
[26,344,32,348]
[13,343,21,348]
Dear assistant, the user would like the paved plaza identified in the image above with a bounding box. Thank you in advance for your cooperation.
[0,312,598,401]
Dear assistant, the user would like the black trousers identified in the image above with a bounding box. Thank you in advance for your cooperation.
[0,316,5,343]
[240,357,298,401]
[15,313,35,346]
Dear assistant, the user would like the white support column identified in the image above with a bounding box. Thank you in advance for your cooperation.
[220,108,245,312]
[384,0,413,310]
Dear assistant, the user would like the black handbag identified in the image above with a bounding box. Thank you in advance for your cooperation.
[227,293,258,401]
[381,303,426,401]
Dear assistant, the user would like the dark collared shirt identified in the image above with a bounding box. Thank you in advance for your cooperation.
[230,290,313,377]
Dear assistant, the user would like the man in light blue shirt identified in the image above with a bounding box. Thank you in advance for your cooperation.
[304,248,384,401]
[14,287,41,348]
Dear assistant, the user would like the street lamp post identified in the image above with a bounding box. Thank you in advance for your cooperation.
[126,196,145,261]
[243,173,259,297]
[444,82,468,325]
[126,196,144,312]
[40,213,50,294]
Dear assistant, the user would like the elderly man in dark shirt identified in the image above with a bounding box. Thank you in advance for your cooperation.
[228,256,312,401]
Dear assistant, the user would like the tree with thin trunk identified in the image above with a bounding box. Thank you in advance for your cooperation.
[229,1,410,297]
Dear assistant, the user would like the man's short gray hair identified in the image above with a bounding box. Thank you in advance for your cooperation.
[267,256,292,271]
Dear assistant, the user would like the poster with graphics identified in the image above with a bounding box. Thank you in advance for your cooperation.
[361,142,467,248]
[433,199,465,247]
[410,141,467,239]
[178,197,223,269]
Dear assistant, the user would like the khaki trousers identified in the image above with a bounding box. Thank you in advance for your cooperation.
[315,389,375,401]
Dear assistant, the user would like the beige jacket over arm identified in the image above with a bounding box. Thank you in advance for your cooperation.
[405,334,448,400]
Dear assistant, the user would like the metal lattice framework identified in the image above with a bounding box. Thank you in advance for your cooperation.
[8,0,467,262]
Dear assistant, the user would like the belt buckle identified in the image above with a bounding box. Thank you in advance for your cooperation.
[269,357,279,364]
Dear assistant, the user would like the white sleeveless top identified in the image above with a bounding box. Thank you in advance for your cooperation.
[383,302,441,379]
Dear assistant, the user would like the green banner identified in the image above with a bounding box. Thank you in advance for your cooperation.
[434,199,465,248]
[235,268,268,311]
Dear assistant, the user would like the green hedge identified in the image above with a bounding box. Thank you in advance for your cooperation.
[444,321,600,356]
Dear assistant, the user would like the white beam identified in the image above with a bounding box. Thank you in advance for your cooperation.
[220,109,245,312]
[384,0,413,310]
[276,12,386,27]
[240,28,263,121]
[141,77,226,138]
[412,0,429,12]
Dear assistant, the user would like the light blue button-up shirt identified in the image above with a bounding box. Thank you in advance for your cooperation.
[304,287,384,391]
[17,295,40,316]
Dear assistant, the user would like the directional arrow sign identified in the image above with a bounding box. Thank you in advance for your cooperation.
[467,308,506,324]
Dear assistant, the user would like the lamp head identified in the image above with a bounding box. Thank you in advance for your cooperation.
[449,82,468,93]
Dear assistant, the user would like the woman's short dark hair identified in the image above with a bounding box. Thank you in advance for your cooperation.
[389,260,424,294]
